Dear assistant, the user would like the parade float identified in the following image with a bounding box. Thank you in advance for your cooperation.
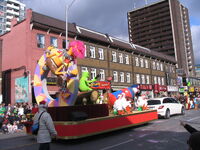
[25,40,158,139]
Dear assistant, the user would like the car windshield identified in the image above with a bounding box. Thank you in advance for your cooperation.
[147,100,161,105]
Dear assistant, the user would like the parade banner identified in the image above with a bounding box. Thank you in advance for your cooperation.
[15,76,29,103]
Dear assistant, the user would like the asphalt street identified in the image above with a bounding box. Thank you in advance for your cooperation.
[0,109,200,150]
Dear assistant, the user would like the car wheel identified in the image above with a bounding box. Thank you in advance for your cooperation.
[181,107,185,115]
[164,109,170,119]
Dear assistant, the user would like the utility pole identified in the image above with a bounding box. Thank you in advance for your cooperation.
[66,0,76,49]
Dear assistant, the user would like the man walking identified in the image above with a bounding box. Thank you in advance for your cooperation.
[33,100,57,150]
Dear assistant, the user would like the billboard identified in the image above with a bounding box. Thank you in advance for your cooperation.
[15,76,29,103]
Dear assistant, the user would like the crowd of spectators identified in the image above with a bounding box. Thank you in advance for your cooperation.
[0,103,38,134]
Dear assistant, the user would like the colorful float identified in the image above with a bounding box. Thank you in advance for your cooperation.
[25,40,158,139]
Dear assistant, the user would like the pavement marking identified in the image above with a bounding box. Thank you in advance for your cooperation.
[100,139,134,150]
[1,142,37,150]
[187,116,200,121]
[172,138,187,145]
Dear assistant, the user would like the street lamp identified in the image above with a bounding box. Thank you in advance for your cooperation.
[66,0,76,49]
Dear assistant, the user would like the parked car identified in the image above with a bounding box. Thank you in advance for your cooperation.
[147,97,185,119]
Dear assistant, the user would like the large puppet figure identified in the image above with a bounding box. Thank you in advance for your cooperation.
[34,40,85,106]
[79,71,99,92]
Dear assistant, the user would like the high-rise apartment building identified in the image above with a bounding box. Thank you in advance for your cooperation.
[127,0,195,77]
[0,0,26,34]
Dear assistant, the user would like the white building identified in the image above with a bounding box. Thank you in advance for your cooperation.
[0,0,26,34]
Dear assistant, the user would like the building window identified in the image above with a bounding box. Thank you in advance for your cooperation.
[99,69,105,81]
[146,75,150,84]
[169,66,172,73]
[0,17,4,23]
[135,57,139,66]
[136,74,140,84]
[141,74,145,84]
[119,53,123,63]
[154,76,157,84]
[152,61,156,70]
[156,62,160,70]
[160,63,163,71]
[165,65,168,72]
[98,48,104,60]
[172,66,175,73]
[50,37,57,47]
[126,73,131,83]
[140,58,144,68]
[112,51,117,62]
[120,72,124,82]
[62,39,66,49]
[161,77,165,85]
[158,77,161,85]
[89,46,96,58]
[84,45,87,57]
[145,59,149,68]
[37,34,45,48]
[113,71,118,82]
[91,68,96,79]
[125,55,129,64]
[81,67,88,73]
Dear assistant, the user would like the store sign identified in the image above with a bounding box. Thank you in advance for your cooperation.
[176,76,183,86]
[179,87,184,93]
[15,76,29,103]
[91,81,111,90]
[154,84,160,93]
[159,85,167,92]
[167,86,178,92]
[189,87,195,92]
[139,84,153,90]
[179,86,188,93]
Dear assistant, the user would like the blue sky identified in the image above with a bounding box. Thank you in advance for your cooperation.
[22,0,200,64]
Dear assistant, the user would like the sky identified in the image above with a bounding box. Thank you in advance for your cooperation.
[22,0,200,65]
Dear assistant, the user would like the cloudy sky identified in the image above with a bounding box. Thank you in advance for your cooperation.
[22,0,200,64]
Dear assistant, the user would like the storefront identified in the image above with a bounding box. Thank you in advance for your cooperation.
[138,84,154,99]
[153,84,168,97]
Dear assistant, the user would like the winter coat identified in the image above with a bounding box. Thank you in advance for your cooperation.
[33,105,57,143]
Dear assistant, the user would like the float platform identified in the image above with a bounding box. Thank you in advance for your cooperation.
[54,109,157,139]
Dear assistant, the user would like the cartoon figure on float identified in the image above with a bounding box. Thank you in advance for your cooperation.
[108,85,140,114]
[113,93,132,115]
[136,94,148,111]
[33,40,85,106]
[79,71,100,92]
[78,71,100,104]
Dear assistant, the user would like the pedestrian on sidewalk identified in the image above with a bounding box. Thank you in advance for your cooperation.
[33,100,57,150]
[180,121,200,150]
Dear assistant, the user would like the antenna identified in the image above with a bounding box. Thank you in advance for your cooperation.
[145,0,148,5]
[133,0,136,9]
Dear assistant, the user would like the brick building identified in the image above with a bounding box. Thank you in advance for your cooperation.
[128,0,195,77]
[0,9,177,105]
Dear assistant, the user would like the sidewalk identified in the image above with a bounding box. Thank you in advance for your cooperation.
[0,131,27,140]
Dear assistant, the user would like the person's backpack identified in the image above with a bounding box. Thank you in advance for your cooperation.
[31,111,45,135]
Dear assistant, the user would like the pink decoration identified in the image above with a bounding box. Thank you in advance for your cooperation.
[69,40,85,59]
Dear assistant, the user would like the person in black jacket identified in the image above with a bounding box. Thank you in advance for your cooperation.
[180,121,200,150]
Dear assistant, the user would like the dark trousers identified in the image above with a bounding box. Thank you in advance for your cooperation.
[39,143,50,150]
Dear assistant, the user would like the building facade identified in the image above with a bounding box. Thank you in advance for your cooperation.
[128,0,195,77]
[0,9,177,105]
[0,0,25,34]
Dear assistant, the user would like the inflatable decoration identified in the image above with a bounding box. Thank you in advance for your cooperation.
[33,40,85,106]
[108,85,140,108]
[113,93,132,115]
